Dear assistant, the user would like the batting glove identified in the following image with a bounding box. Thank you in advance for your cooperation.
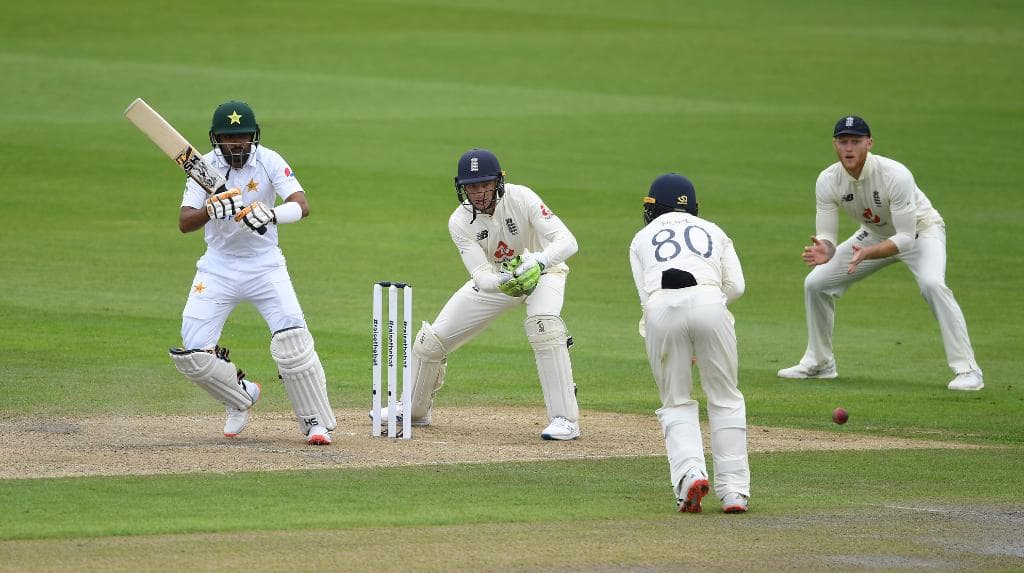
[235,201,275,235]
[205,188,244,220]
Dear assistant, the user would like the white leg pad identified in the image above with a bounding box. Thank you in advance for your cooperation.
[708,412,750,498]
[525,315,579,422]
[657,403,706,492]
[405,322,447,421]
[271,327,336,434]
[170,348,253,410]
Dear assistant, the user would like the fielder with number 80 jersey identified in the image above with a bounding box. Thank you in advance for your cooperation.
[629,173,749,514]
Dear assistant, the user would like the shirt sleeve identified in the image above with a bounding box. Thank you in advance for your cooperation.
[886,170,919,253]
[813,170,840,247]
[628,238,648,307]
[720,235,745,304]
[525,192,578,266]
[267,151,304,201]
[449,216,506,292]
[181,177,208,209]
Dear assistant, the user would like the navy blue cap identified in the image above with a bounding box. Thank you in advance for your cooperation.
[834,115,871,137]
[456,148,503,186]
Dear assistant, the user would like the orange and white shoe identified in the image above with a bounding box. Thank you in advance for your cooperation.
[306,424,332,445]
[676,469,710,513]
[721,492,749,513]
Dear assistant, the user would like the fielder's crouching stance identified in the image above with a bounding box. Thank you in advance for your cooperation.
[376,148,581,440]
[629,174,750,513]
[169,100,335,445]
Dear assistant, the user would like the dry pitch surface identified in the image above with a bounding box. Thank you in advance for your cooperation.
[0,406,983,479]
[3,407,1021,573]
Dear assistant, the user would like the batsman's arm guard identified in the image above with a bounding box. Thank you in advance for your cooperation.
[525,315,579,422]
[271,327,336,434]
[404,322,448,421]
[170,347,254,410]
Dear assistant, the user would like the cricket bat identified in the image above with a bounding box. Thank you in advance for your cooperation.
[123,98,227,195]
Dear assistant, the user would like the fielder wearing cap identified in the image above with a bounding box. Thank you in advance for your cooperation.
[777,116,984,391]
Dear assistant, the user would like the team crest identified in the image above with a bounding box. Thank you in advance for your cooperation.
[873,190,881,207]
[505,218,519,235]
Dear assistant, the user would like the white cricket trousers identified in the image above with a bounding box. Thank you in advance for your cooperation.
[432,272,567,352]
[799,226,979,374]
[180,250,307,349]
[644,286,749,500]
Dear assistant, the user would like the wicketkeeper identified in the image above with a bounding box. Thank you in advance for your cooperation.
[169,100,335,445]
[375,148,582,440]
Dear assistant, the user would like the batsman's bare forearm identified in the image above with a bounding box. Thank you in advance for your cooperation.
[179,206,210,233]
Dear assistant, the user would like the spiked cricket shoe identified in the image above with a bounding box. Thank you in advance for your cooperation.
[777,360,838,379]
[224,381,261,437]
[676,469,710,513]
[721,492,749,513]
[948,370,984,391]
[541,417,580,441]
[306,424,332,445]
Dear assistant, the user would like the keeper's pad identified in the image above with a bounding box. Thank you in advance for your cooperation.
[525,315,579,422]
[404,322,447,420]
[170,347,253,410]
[271,327,336,434]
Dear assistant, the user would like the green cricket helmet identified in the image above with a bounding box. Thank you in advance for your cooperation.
[209,100,260,167]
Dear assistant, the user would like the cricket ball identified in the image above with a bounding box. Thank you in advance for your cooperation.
[832,407,849,425]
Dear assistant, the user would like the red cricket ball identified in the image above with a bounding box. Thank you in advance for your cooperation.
[832,407,849,425]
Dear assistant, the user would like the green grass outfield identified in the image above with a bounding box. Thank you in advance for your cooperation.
[2,0,1022,571]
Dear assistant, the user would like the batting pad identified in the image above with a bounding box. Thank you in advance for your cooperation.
[525,315,579,422]
[407,322,447,421]
[271,327,336,433]
[170,348,253,410]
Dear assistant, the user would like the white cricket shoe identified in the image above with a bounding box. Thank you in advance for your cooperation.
[306,424,332,446]
[948,370,984,391]
[676,469,710,513]
[368,401,432,427]
[721,492,749,514]
[777,360,838,379]
[541,417,580,441]
[224,380,261,438]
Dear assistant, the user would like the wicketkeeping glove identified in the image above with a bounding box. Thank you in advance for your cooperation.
[498,270,526,297]
[205,188,244,220]
[234,201,275,235]
[513,253,546,296]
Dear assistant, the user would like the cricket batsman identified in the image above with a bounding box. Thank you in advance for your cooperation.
[168,100,336,445]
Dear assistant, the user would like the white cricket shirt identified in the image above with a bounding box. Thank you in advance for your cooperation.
[181,146,303,258]
[448,183,578,292]
[814,153,944,253]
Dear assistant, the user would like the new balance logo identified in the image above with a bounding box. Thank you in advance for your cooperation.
[476,229,488,241]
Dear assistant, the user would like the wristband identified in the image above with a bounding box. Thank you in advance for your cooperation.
[274,201,303,224]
